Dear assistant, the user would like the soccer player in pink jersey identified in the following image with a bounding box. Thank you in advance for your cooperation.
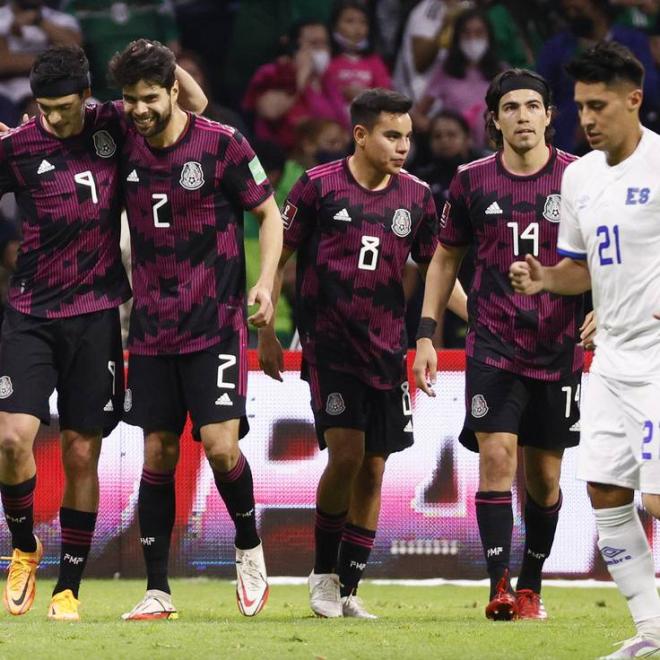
[108,40,282,621]
[259,88,467,618]
[414,69,590,621]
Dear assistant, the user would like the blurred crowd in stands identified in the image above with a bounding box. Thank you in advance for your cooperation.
[0,0,658,347]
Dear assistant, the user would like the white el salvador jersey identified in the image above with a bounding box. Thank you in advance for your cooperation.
[557,126,660,381]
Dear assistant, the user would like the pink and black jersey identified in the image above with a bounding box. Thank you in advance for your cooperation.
[121,114,273,355]
[0,102,130,318]
[440,147,584,381]
[283,158,438,390]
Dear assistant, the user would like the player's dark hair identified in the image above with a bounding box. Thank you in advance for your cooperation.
[30,46,90,98]
[565,41,645,88]
[350,88,412,129]
[108,39,176,91]
[485,68,554,148]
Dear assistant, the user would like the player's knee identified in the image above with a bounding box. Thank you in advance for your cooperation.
[62,437,100,477]
[0,425,31,466]
[480,444,515,483]
[526,476,560,507]
[204,439,239,473]
[327,445,364,477]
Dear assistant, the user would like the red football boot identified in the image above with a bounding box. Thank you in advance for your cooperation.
[516,589,548,620]
[485,570,518,621]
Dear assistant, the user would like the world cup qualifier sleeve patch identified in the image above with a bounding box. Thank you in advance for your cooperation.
[281,201,298,229]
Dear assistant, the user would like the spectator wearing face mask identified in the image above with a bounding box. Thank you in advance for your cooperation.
[411,8,505,149]
[243,19,348,152]
[325,0,391,112]
[536,0,659,152]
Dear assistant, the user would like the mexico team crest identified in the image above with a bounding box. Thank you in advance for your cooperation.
[0,376,13,399]
[543,194,561,223]
[180,161,204,190]
[391,208,412,237]
[92,130,116,158]
[326,392,346,416]
[471,394,488,418]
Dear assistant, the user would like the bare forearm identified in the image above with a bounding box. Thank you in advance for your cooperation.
[420,245,464,321]
[543,258,591,295]
[0,50,35,75]
[447,279,468,322]
[175,64,208,114]
[255,201,284,291]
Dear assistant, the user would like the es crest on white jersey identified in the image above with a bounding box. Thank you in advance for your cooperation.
[180,161,204,190]
[92,130,116,158]
[0,376,13,399]
[471,394,488,418]
[543,194,561,223]
[326,392,346,415]
[391,208,412,237]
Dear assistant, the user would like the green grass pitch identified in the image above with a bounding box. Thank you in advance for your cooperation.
[0,580,635,659]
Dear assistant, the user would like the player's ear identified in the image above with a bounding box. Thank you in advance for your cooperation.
[353,123,369,147]
[626,87,642,112]
[170,79,179,103]
[490,110,500,132]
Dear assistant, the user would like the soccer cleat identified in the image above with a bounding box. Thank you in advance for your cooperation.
[2,535,43,615]
[598,634,660,658]
[485,570,518,621]
[341,594,378,619]
[235,542,269,617]
[308,571,342,618]
[48,589,80,621]
[515,589,548,620]
[121,589,178,621]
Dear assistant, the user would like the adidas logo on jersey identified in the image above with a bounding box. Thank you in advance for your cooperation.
[484,201,503,215]
[569,420,580,432]
[103,399,114,412]
[403,420,413,433]
[126,169,140,182]
[215,393,233,406]
[333,208,352,222]
[37,159,55,174]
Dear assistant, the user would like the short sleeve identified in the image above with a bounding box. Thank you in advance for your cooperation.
[221,131,274,210]
[411,188,438,264]
[438,171,472,246]
[281,173,318,252]
[557,170,587,260]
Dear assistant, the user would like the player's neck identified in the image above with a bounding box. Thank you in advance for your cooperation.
[348,153,391,191]
[147,106,188,148]
[606,124,643,166]
[500,142,549,176]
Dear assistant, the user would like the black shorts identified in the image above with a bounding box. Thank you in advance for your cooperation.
[0,306,124,436]
[459,358,581,453]
[303,361,414,455]
[124,333,249,441]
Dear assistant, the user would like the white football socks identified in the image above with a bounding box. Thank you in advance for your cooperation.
[594,503,660,635]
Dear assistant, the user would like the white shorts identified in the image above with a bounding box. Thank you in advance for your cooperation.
[577,371,660,494]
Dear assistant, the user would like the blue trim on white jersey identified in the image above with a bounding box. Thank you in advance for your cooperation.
[557,248,587,260]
